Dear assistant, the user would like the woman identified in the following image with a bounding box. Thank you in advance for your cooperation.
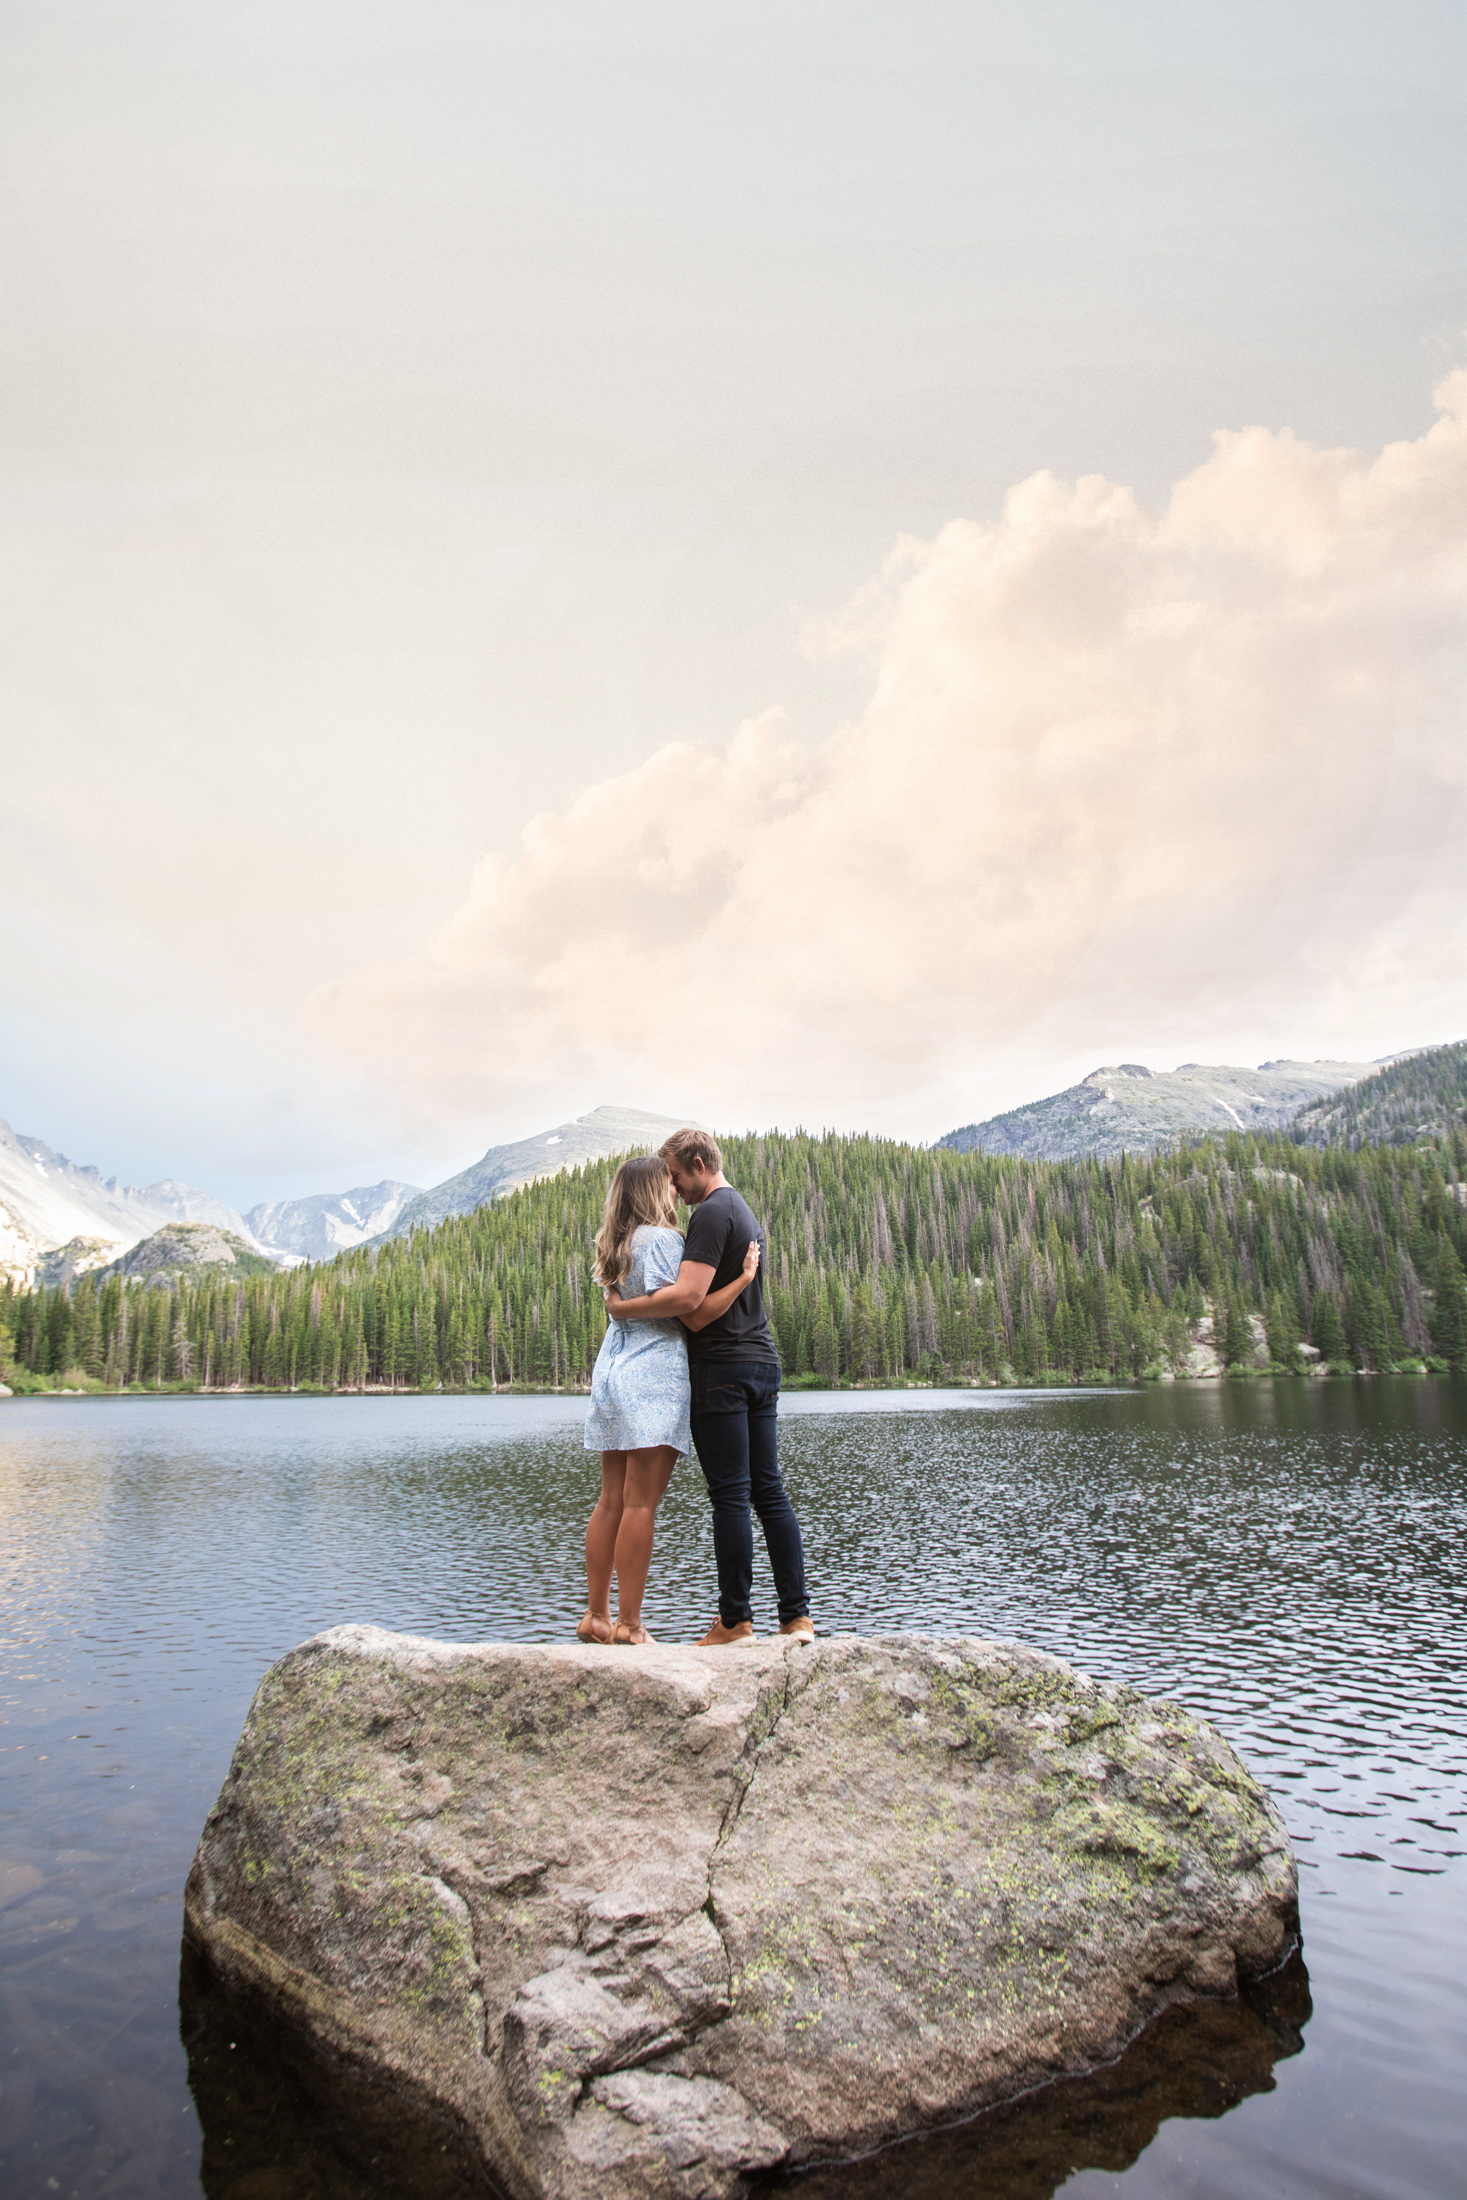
[580,1154,758,1646]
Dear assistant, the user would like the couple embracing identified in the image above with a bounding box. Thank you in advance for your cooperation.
[577,1129,813,1650]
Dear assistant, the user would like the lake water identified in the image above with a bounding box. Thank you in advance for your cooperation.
[1,1382,1464,2200]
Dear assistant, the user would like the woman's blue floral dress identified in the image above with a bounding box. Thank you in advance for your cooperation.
[584,1224,692,1456]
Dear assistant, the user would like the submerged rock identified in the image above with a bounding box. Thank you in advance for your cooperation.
[185,1628,1297,2200]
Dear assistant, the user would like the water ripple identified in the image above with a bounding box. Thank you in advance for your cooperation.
[0,1380,1463,2200]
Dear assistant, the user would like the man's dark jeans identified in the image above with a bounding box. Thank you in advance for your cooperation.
[689,1360,809,1627]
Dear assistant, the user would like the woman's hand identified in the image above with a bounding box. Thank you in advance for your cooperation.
[741,1238,762,1282]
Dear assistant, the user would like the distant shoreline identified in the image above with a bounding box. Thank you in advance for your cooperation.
[4,1367,1449,1402]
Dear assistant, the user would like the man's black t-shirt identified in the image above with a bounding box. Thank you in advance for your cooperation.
[681,1185,779,1365]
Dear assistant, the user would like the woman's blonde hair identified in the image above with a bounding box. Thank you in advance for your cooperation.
[593,1155,680,1286]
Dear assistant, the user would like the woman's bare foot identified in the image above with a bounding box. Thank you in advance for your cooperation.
[613,1620,655,1645]
[576,1611,614,1644]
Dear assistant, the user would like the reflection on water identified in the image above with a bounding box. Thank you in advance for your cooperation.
[1,1382,1464,2200]
[179,1942,500,2200]
[179,1941,1309,2200]
[761,1953,1311,2200]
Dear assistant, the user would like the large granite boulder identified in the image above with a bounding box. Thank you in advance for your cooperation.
[185,1628,1297,2200]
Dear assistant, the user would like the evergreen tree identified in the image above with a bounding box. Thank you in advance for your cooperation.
[1264,1290,1298,1368]
[7,1120,1467,1393]
[1432,1240,1467,1366]
[1346,1278,1391,1371]
[1221,1295,1255,1369]
[1311,1290,1348,1366]
[812,1295,839,1383]
[849,1279,877,1380]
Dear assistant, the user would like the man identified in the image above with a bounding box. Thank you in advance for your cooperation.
[603,1128,813,1645]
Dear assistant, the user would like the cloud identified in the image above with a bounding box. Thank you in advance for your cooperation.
[311,374,1467,1135]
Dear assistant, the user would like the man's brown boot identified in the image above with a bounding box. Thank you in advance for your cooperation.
[696,1618,757,1646]
[778,1617,815,1643]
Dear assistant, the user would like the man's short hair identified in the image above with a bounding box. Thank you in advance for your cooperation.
[659,1128,723,1176]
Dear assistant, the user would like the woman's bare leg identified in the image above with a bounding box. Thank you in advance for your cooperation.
[583,1453,627,1640]
[613,1446,677,1638]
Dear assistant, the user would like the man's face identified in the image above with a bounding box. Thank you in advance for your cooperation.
[668,1158,709,1207]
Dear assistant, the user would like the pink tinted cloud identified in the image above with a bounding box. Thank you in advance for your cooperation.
[310,374,1467,1133]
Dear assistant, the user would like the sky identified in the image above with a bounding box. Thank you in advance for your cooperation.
[4,0,1467,1207]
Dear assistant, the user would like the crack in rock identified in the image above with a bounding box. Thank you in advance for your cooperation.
[699,1643,813,2014]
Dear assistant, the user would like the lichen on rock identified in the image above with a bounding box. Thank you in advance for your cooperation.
[185,1627,1297,2200]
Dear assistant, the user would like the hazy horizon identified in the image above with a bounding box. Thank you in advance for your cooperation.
[0,1047,1431,1214]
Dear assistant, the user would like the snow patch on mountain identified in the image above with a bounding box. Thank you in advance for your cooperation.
[0,1114,271,1285]
[246,1182,421,1265]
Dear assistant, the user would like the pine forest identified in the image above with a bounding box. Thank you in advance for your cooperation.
[5,1123,1467,1394]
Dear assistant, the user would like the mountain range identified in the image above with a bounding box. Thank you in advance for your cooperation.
[244,1182,420,1265]
[0,1103,694,1285]
[0,1115,267,1288]
[367,1105,694,1245]
[9,1055,1462,1291]
[1290,1043,1467,1151]
[934,1057,1403,1162]
[239,1109,691,1263]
